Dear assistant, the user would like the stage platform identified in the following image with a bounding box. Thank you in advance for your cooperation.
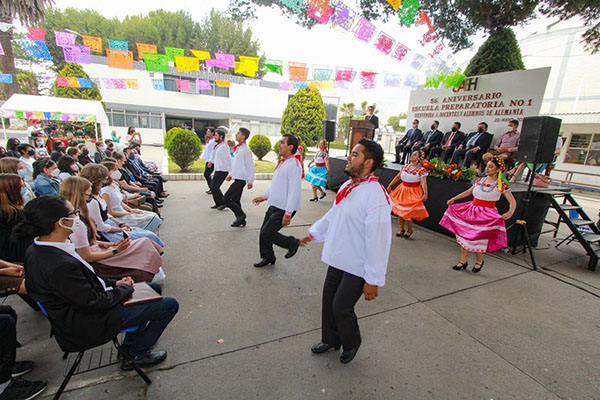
[327,157,566,247]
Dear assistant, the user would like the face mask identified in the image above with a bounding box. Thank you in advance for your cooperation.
[20,186,27,197]
[70,164,79,172]
[82,149,89,156]
[59,147,66,153]
[17,169,28,178]
[110,170,121,180]
[98,146,104,152]
[430,125,436,130]
[51,168,60,177]
[451,127,457,132]
[128,154,136,161]
[508,126,514,131]
[27,149,35,156]
[477,127,484,133]
[36,141,44,147]
[59,215,81,232]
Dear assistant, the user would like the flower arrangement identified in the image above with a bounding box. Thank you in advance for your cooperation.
[422,158,478,182]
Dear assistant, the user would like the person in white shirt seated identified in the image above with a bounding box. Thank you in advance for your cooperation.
[17,144,36,185]
[300,138,392,364]
[251,134,302,268]
[56,155,79,182]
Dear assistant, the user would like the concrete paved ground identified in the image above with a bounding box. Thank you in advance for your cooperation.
[6,178,600,400]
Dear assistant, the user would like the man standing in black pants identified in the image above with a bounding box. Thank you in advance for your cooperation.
[223,128,255,227]
[252,134,302,268]
[201,126,216,194]
[300,138,392,364]
[210,127,231,209]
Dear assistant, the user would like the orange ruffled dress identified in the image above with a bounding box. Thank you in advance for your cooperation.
[389,165,429,221]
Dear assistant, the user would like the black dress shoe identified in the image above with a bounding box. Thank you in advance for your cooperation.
[12,360,34,378]
[205,190,212,194]
[391,160,400,164]
[217,205,227,211]
[210,204,219,209]
[285,239,300,259]
[253,258,276,268]
[340,344,361,364]
[231,215,246,227]
[120,350,167,371]
[311,342,341,354]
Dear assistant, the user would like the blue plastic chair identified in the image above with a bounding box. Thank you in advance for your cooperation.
[36,302,151,399]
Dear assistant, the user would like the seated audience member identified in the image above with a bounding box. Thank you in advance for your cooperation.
[94,142,107,164]
[80,164,164,246]
[104,139,116,156]
[0,158,36,204]
[17,144,36,185]
[33,136,48,158]
[111,130,121,144]
[129,143,162,176]
[0,304,47,400]
[60,177,164,283]
[5,138,21,158]
[124,146,168,198]
[77,143,93,166]
[428,122,465,162]
[450,122,493,167]
[112,153,162,214]
[32,159,60,196]
[394,120,422,164]
[57,155,79,181]
[0,174,33,262]
[50,140,66,162]
[14,196,178,369]
[483,119,521,164]
[412,120,443,157]
[0,146,6,158]
[100,162,162,232]
[66,146,80,164]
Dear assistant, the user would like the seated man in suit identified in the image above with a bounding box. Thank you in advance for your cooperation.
[412,120,443,158]
[450,122,493,167]
[429,122,465,162]
[394,119,422,164]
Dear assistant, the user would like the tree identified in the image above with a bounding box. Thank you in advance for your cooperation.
[227,0,600,53]
[465,27,525,76]
[387,113,408,132]
[0,0,54,98]
[281,88,326,147]
[53,63,102,100]
[16,69,39,95]
[248,134,271,160]
[337,102,355,143]
[360,101,377,115]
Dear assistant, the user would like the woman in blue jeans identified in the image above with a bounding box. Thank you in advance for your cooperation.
[13,195,178,369]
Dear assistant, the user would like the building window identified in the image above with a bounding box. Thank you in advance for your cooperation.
[150,113,162,129]
[125,112,139,128]
[138,112,150,129]
[106,109,163,129]
[565,133,600,166]
[111,110,125,127]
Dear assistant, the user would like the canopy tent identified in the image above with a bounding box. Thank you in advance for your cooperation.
[0,94,109,140]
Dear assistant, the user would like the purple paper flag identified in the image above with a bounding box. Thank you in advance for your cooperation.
[278,81,291,91]
[63,45,90,64]
[196,79,211,91]
[55,31,76,47]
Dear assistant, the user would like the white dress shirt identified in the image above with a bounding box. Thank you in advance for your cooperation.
[229,143,255,183]
[308,179,392,286]
[34,238,111,291]
[213,142,232,172]
[201,138,215,161]
[264,156,302,214]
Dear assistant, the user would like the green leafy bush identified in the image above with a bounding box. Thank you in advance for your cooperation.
[167,129,203,172]
[248,134,271,160]
[273,137,307,160]
[465,27,525,76]
[164,127,186,151]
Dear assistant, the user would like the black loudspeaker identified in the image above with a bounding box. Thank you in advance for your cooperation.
[516,116,562,164]
[323,120,336,142]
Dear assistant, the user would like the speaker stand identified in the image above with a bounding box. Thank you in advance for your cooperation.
[509,163,538,270]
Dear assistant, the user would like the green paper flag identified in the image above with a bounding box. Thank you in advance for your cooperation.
[164,47,185,62]
[398,0,420,27]
[144,53,169,72]
[15,111,24,119]
[264,59,283,75]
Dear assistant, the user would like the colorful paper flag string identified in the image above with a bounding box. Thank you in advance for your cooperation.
[398,0,420,27]
[63,45,90,64]
[27,27,46,41]
[82,35,103,53]
[353,17,377,42]
[374,32,396,55]
[55,31,75,47]
[307,0,334,24]
[136,43,157,59]
[107,39,128,51]
[144,54,169,72]
[165,47,185,63]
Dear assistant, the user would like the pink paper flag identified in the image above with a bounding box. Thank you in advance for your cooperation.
[54,31,75,47]
[392,43,410,62]
[0,43,3,56]
[27,27,46,41]
[374,32,396,55]
[63,45,90,64]
[114,79,126,89]
[102,78,116,89]
[176,79,190,91]
[214,53,235,69]
[307,0,334,23]
[61,114,70,122]
[335,67,356,82]
[359,71,378,89]
[278,81,291,91]
[56,77,69,87]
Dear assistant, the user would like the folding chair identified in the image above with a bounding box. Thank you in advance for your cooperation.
[36,302,151,400]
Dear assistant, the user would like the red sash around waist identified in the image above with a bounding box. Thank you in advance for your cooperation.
[315,162,326,167]
[402,181,420,187]
[473,198,496,208]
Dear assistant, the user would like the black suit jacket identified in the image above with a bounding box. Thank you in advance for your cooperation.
[460,131,492,150]
[398,128,422,145]
[365,114,378,129]
[441,130,465,149]
[423,129,443,146]
[25,243,133,352]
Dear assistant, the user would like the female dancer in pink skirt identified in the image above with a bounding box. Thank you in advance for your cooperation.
[440,157,516,273]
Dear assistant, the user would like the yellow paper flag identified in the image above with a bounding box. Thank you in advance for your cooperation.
[386,0,403,10]
[308,81,322,89]
[135,43,157,59]
[126,79,139,89]
[175,55,200,72]
[321,80,335,90]
[82,35,103,53]
[66,77,80,88]
[190,50,211,60]
[234,56,259,77]
[215,80,230,88]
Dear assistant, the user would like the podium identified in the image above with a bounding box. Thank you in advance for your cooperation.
[349,120,376,152]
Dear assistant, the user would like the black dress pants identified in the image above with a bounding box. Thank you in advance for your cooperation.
[0,306,17,384]
[259,206,297,260]
[321,266,364,350]
[395,143,408,162]
[223,179,246,218]
[429,147,455,163]
[450,147,480,166]
[204,162,214,189]
[211,171,228,206]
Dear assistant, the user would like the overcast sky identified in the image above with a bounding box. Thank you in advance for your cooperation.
[50,0,578,120]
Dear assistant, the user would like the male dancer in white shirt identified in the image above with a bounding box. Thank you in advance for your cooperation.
[252,134,302,268]
[201,126,216,194]
[210,127,232,209]
[223,127,255,227]
[300,138,392,364]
